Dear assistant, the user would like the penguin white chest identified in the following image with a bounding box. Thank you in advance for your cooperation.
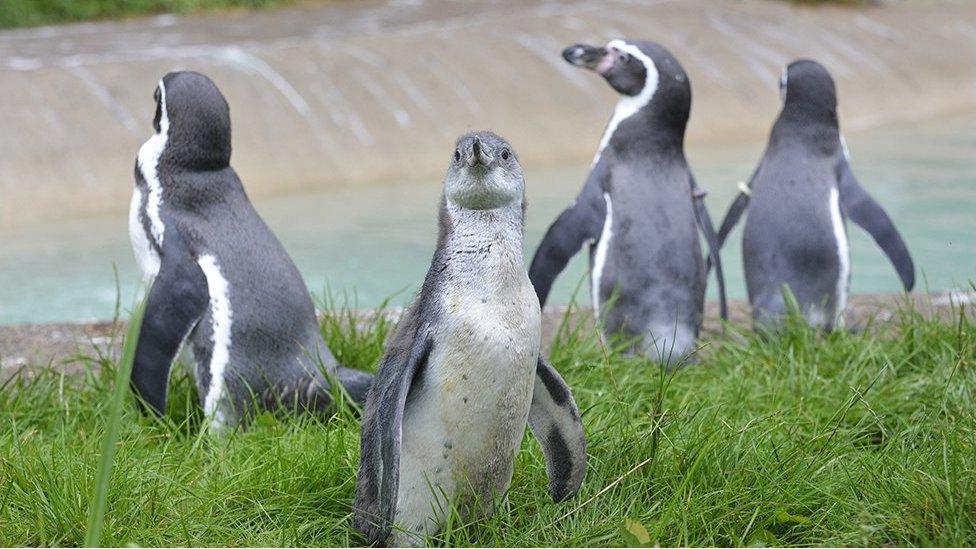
[394,274,541,542]
[128,188,160,280]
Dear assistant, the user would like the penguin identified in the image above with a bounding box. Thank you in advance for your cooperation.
[714,59,915,330]
[128,71,372,430]
[353,132,587,546]
[529,39,727,364]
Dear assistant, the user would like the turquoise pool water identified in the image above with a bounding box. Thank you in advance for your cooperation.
[0,113,972,324]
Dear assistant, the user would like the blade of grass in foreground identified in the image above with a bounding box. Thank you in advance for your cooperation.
[84,295,147,547]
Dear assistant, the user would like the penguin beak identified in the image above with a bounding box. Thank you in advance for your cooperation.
[466,137,494,167]
[562,43,613,74]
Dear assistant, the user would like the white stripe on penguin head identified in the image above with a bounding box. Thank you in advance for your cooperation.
[592,40,660,165]
[136,78,169,247]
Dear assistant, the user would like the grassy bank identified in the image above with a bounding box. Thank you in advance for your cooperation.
[0,0,295,29]
[0,0,874,30]
[0,298,974,546]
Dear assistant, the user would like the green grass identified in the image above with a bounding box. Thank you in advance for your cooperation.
[0,296,974,546]
[0,0,298,29]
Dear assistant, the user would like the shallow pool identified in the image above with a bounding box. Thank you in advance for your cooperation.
[0,113,972,324]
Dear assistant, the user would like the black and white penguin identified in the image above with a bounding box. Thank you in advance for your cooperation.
[128,71,372,429]
[715,59,915,330]
[353,132,587,546]
[529,39,727,364]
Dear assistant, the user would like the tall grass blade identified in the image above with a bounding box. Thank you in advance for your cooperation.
[84,294,147,547]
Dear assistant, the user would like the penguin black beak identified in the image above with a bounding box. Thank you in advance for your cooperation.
[466,137,494,167]
[562,43,610,73]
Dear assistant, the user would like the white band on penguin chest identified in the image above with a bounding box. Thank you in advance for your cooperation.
[198,254,234,430]
[128,188,160,279]
[135,79,170,249]
[592,40,660,166]
[828,185,850,320]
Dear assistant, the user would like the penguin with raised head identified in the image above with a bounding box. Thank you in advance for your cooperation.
[128,71,372,429]
[353,132,587,546]
[529,39,727,364]
[714,59,915,330]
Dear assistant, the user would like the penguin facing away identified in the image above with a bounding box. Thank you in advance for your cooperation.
[128,71,372,430]
[353,132,587,546]
[715,59,915,330]
[529,39,727,364]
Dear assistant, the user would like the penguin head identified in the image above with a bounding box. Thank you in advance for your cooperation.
[780,59,838,115]
[144,71,232,171]
[443,131,524,211]
[563,39,690,129]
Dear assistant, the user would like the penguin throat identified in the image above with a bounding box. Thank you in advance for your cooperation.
[443,204,525,264]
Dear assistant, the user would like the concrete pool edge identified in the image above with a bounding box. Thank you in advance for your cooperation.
[2,0,975,228]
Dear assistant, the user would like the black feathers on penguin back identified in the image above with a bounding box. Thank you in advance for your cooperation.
[159,71,232,171]
[781,60,839,126]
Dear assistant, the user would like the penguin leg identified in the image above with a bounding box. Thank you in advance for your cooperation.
[131,227,209,417]
[528,357,587,502]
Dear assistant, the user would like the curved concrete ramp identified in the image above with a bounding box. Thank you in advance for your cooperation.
[1,0,974,227]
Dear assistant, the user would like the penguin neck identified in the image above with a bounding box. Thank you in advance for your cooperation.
[436,200,526,282]
[771,106,840,154]
[602,105,686,160]
[160,165,243,211]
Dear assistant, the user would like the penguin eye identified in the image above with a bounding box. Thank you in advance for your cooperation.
[501,149,510,160]
[454,149,461,162]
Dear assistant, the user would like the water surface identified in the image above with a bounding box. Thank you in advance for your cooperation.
[0,113,972,324]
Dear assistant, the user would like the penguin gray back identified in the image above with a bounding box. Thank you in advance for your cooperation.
[128,71,372,430]
[716,59,914,330]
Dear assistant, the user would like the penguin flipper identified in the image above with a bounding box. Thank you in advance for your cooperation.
[690,177,728,321]
[712,158,763,260]
[354,304,433,546]
[132,226,209,417]
[712,191,750,265]
[336,366,373,404]
[837,159,915,291]
[528,162,608,306]
[528,357,587,502]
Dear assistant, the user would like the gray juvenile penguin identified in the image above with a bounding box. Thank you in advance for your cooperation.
[128,71,372,429]
[353,132,587,546]
[715,59,915,330]
[529,39,727,365]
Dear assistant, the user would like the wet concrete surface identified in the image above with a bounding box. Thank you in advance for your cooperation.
[2,0,975,227]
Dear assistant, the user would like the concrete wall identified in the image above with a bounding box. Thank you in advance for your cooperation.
[1,0,974,228]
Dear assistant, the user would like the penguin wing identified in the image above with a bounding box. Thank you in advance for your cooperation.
[353,302,433,545]
[528,161,609,306]
[837,158,915,291]
[528,357,587,502]
[716,157,765,252]
[131,223,209,416]
[690,176,728,320]
[716,191,750,249]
